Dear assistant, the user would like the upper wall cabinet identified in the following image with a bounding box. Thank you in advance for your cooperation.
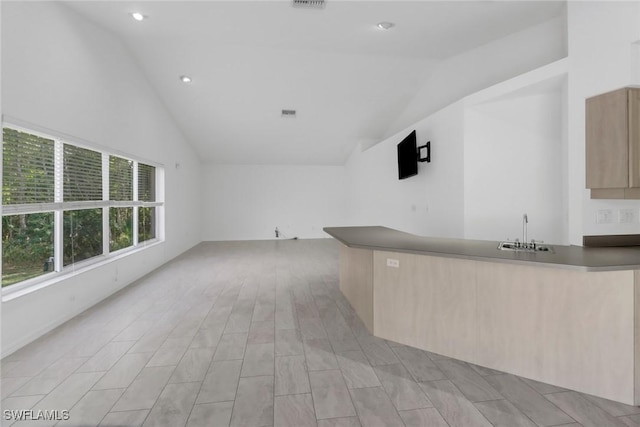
[586,87,640,199]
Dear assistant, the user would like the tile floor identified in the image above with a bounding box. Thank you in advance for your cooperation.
[1,239,639,427]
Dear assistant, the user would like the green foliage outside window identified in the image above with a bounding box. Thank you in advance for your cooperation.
[110,208,133,252]
[2,213,54,287]
[139,207,156,242]
[63,209,103,266]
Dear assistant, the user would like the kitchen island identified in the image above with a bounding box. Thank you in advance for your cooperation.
[324,226,640,405]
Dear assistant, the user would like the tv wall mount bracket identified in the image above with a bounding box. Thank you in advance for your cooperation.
[418,141,431,163]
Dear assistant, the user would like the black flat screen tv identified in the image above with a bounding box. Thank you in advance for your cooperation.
[397,130,418,180]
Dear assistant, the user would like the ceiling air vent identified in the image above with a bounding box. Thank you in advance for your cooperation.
[281,109,297,117]
[292,0,325,9]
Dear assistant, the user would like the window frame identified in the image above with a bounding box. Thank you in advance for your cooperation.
[1,122,165,298]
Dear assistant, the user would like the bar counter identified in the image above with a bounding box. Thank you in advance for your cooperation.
[324,226,640,405]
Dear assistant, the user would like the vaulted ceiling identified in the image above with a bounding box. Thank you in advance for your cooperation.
[64,1,565,165]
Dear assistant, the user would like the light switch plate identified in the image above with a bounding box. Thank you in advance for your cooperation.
[386,258,399,268]
[596,209,615,224]
[620,208,639,224]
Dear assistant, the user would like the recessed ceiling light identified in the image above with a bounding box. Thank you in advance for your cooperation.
[131,12,146,21]
[180,75,192,83]
[376,22,395,30]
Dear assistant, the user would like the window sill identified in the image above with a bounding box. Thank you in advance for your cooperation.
[1,239,164,302]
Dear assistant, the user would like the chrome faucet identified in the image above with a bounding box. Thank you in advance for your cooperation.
[498,213,552,253]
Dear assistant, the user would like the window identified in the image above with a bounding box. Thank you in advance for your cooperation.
[137,163,156,243]
[109,155,134,252]
[64,208,103,266]
[2,212,54,286]
[2,125,164,289]
[64,144,102,202]
[109,155,133,201]
[139,207,156,243]
[138,163,155,202]
[110,207,133,251]
[3,128,55,204]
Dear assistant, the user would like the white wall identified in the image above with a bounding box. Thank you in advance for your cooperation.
[200,2,640,250]
[346,2,640,247]
[201,165,347,241]
[385,14,567,140]
[566,1,640,244]
[345,71,568,244]
[345,102,465,238]
[1,2,202,356]
[464,86,566,244]
[199,9,568,243]
[342,14,568,241]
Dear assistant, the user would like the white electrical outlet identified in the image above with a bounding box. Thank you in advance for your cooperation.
[620,208,639,224]
[386,258,399,268]
[596,209,615,224]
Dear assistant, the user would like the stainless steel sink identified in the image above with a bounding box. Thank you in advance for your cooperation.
[498,242,554,253]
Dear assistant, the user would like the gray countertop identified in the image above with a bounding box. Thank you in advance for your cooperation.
[323,226,640,272]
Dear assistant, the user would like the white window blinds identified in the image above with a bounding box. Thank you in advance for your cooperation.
[109,156,133,201]
[2,124,164,291]
[2,128,55,204]
[63,144,102,202]
[138,163,156,202]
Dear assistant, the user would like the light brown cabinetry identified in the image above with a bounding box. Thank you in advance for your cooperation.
[373,251,477,362]
[586,87,640,198]
[362,250,639,405]
[339,245,374,333]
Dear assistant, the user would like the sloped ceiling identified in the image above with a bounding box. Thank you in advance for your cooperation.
[63,1,565,165]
